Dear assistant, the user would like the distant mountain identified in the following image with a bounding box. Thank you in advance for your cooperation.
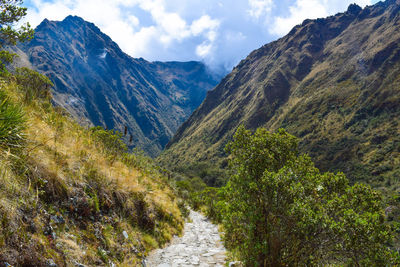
[12,16,221,156]
[160,0,400,190]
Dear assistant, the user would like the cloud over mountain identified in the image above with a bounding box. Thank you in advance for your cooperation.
[25,0,376,72]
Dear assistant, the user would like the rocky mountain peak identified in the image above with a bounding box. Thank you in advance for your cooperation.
[347,3,362,15]
[15,16,222,156]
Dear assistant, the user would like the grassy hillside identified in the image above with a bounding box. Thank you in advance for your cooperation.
[159,0,400,191]
[0,74,183,266]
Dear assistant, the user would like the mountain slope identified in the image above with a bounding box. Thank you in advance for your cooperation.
[12,16,220,156]
[160,0,400,190]
[0,77,184,266]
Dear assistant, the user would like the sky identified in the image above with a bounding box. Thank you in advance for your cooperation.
[24,0,380,73]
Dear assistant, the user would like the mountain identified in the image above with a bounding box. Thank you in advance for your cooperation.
[12,16,221,156]
[160,0,400,190]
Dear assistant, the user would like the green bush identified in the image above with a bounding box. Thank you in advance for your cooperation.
[15,67,53,102]
[0,90,25,152]
[219,126,398,266]
[90,126,127,158]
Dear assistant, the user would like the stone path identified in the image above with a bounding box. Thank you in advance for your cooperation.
[146,210,226,267]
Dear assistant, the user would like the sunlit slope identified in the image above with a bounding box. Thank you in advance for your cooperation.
[160,0,400,190]
[0,78,183,266]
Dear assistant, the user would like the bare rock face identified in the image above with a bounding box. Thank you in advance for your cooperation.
[161,0,400,188]
[15,16,221,156]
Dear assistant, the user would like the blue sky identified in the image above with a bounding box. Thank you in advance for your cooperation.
[24,0,380,72]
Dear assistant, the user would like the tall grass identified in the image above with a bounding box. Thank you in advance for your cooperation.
[0,89,25,152]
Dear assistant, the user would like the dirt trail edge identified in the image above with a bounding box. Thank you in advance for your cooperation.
[146,210,226,266]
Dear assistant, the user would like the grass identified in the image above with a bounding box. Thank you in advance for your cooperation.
[0,76,184,266]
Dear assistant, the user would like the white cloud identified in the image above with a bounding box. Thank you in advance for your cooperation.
[191,15,219,36]
[123,26,158,56]
[128,15,140,28]
[269,0,373,36]
[196,42,213,57]
[25,0,220,59]
[248,0,274,19]
[269,0,327,36]
[138,0,190,41]
[24,0,377,72]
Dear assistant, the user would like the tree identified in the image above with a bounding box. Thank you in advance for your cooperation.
[0,0,34,74]
[220,126,398,266]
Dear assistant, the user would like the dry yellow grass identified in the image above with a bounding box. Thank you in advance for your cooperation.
[0,80,183,266]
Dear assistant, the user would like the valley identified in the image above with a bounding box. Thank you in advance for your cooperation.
[160,0,400,191]
[1,0,400,266]
[11,16,222,157]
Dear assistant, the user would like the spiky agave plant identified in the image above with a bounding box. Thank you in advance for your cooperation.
[0,89,25,152]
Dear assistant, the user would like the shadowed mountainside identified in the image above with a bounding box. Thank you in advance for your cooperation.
[12,16,221,156]
[160,0,400,190]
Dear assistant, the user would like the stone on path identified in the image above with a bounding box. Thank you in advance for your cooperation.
[146,210,226,266]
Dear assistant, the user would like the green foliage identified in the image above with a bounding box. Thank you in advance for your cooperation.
[175,176,207,209]
[0,50,16,75]
[15,67,53,102]
[0,0,34,75]
[122,148,157,173]
[218,126,398,266]
[0,89,25,152]
[90,126,127,158]
[174,162,227,187]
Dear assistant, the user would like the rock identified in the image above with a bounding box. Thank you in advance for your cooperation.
[229,261,242,267]
[347,3,362,15]
[28,221,37,233]
[132,246,139,254]
[190,255,200,264]
[122,230,129,239]
[44,225,56,240]
[51,215,65,224]
[46,259,57,267]
[146,210,226,266]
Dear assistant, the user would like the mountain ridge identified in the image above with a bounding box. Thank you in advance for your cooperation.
[12,15,221,156]
[160,0,400,189]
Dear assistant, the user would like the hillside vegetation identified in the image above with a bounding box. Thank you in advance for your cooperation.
[212,126,398,265]
[160,0,400,191]
[0,73,183,266]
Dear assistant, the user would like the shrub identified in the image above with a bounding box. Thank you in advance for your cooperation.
[90,126,127,158]
[219,126,399,266]
[15,67,53,102]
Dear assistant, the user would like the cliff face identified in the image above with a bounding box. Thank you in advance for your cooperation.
[161,0,400,190]
[15,16,221,156]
